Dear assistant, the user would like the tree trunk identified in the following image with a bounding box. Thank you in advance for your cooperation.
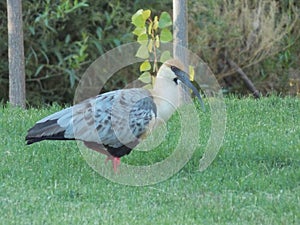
[173,0,189,104]
[7,0,26,108]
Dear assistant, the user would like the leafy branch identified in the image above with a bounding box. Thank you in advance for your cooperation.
[132,9,173,87]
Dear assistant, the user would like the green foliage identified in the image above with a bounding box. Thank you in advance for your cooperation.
[158,12,172,28]
[24,0,91,102]
[132,9,173,87]
[2,1,174,106]
[188,0,300,96]
[1,96,299,224]
[21,1,138,105]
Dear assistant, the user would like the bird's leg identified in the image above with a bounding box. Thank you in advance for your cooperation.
[112,157,121,173]
[84,142,120,172]
[105,155,121,173]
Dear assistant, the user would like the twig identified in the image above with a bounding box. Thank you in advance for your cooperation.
[227,59,260,98]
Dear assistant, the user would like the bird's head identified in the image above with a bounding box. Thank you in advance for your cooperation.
[157,59,205,111]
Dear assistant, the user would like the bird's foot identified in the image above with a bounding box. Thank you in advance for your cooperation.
[105,156,121,173]
[112,157,121,173]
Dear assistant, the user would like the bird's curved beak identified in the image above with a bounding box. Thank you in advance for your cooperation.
[171,67,205,111]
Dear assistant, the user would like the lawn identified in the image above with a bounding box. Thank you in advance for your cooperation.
[0,96,299,224]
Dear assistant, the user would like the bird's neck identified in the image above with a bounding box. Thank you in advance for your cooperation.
[151,77,181,122]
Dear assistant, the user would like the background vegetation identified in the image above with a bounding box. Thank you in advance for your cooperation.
[0,0,299,106]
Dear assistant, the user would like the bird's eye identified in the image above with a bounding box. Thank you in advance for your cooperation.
[173,78,178,84]
[170,66,176,71]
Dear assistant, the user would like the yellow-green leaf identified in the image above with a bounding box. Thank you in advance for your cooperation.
[137,33,148,45]
[132,9,145,27]
[148,21,153,35]
[136,45,149,59]
[153,16,158,30]
[138,71,151,83]
[132,15,145,27]
[160,28,172,43]
[148,39,153,52]
[140,60,151,72]
[142,9,151,20]
[132,9,143,18]
[143,83,153,89]
[155,35,160,48]
[160,50,172,62]
[158,12,172,28]
[189,65,195,81]
[133,27,146,36]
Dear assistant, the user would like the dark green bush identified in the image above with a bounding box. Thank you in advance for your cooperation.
[1,0,171,106]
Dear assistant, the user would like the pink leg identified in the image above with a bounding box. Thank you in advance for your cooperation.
[105,156,121,173]
[112,157,121,173]
[84,142,121,172]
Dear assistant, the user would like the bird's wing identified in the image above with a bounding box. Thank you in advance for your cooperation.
[90,88,156,148]
[26,88,157,150]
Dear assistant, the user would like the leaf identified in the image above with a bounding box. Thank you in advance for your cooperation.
[138,72,152,83]
[96,27,102,39]
[137,33,148,45]
[142,9,151,20]
[148,21,153,35]
[160,28,172,42]
[132,15,145,27]
[136,45,149,59]
[160,50,172,62]
[34,65,44,77]
[148,39,153,52]
[140,60,151,72]
[28,26,35,35]
[65,69,76,88]
[153,16,158,30]
[189,65,195,81]
[133,27,146,36]
[132,9,143,19]
[132,9,145,27]
[143,83,153,89]
[113,38,121,46]
[155,35,160,48]
[158,12,172,28]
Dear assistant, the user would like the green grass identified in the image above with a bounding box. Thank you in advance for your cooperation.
[1,96,299,224]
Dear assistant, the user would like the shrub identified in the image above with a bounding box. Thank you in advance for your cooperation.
[1,0,171,106]
[188,0,300,95]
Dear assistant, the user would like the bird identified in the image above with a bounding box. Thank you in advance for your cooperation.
[25,59,205,172]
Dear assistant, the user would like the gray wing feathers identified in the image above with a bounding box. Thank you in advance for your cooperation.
[99,89,156,148]
[27,88,156,149]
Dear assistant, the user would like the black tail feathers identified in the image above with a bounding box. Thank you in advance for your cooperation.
[25,119,73,145]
